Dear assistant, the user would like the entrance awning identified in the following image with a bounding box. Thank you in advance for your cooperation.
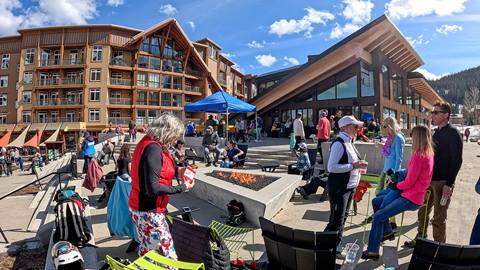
[24,123,47,147]
[43,125,62,144]
[0,124,16,147]
[8,124,31,148]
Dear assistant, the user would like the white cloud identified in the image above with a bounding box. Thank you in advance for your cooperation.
[342,0,374,25]
[436,24,463,35]
[269,7,334,38]
[406,34,430,47]
[330,0,373,39]
[221,52,235,58]
[107,0,124,7]
[0,0,98,36]
[247,40,266,48]
[187,21,195,30]
[159,4,177,17]
[255,54,277,67]
[283,56,300,66]
[386,0,467,20]
[416,68,448,80]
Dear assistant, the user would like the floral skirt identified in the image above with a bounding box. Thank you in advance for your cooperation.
[130,209,177,260]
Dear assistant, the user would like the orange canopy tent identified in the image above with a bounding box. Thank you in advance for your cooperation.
[24,124,47,148]
[0,124,16,147]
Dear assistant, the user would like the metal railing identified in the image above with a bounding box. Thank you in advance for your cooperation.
[37,77,83,86]
[109,58,131,67]
[36,98,82,106]
[109,78,132,86]
[186,85,201,92]
[63,58,84,65]
[40,59,61,66]
[218,77,227,85]
[39,58,84,66]
[186,68,202,77]
[108,117,131,125]
[109,97,132,105]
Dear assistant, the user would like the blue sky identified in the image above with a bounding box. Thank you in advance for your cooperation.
[2,0,479,79]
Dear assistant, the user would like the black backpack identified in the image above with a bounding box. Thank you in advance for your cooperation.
[226,200,246,227]
[53,192,92,246]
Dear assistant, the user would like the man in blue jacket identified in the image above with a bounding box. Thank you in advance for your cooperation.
[81,131,96,173]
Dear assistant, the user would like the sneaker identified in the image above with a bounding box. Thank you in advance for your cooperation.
[206,163,212,167]
[362,216,373,225]
[319,192,329,202]
[403,239,416,249]
[296,187,308,200]
[213,162,219,167]
[390,222,398,231]
[336,251,346,260]
[382,231,395,242]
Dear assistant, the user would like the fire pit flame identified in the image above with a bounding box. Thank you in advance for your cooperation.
[208,170,279,191]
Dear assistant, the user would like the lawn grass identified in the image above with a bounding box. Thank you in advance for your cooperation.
[361,174,380,184]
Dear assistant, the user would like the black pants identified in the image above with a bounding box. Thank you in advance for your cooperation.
[294,136,303,150]
[302,177,327,195]
[324,184,355,245]
[83,156,93,173]
[317,138,329,163]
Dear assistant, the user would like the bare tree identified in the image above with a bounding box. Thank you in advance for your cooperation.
[463,86,480,125]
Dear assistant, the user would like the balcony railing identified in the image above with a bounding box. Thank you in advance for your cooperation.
[39,58,84,66]
[36,98,82,106]
[185,85,201,92]
[186,68,202,77]
[37,77,83,86]
[109,78,132,86]
[108,117,131,125]
[109,97,132,105]
[218,77,227,85]
[110,58,131,67]
[63,58,84,65]
[40,58,61,66]
[59,117,81,122]
[36,117,81,123]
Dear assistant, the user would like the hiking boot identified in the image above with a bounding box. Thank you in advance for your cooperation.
[362,215,373,225]
[319,191,329,202]
[296,187,308,200]
[382,231,395,242]
[404,239,417,249]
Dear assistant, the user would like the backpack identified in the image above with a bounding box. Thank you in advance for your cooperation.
[226,200,246,227]
[54,188,87,210]
[53,196,92,246]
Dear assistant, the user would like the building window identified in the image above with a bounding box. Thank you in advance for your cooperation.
[383,107,397,121]
[162,59,172,72]
[173,76,182,90]
[163,40,173,58]
[150,57,160,70]
[148,92,159,106]
[336,75,357,99]
[361,65,374,97]
[406,87,413,108]
[173,60,183,73]
[22,111,31,123]
[89,88,100,101]
[414,93,421,112]
[23,91,32,104]
[0,113,6,124]
[90,69,101,81]
[25,48,35,65]
[137,73,147,87]
[151,36,161,55]
[136,109,146,124]
[400,112,408,129]
[208,45,217,58]
[172,94,182,107]
[23,72,33,84]
[138,55,149,69]
[148,110,159,124]
[392,74,403,104]
[0,76,7,88]
[0,94,6,106]
[89,109,100,121]
[161,93,171,106]
[149,73,160,88]
[162,75,172,89]
[137,91,147,105]
[360,105,376,122]
[92,45,103,62]
[382,65,390,99]
[51,111,59,122]
[411,116,417,128]
[317,86,335,100]
[1,54,9,69]
[38,112,48,123]
[141,37,150,52]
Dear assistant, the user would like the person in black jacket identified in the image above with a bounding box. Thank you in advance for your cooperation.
[471,177,480,245]
[405,102,463,247]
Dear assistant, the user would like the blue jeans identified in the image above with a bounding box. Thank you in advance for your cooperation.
[470,209,480,245]
[368,196,419,253]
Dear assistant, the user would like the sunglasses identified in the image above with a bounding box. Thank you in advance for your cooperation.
[432,110,446,115]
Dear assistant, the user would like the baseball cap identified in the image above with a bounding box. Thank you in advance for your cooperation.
[298,142,307,150]
[206,125,213,130]
[338,116,363,128]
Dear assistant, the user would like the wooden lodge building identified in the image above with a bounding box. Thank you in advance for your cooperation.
[245,15,445,136]
[0,19,245,150]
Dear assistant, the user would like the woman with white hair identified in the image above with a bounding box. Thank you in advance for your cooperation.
[128,114,194,259]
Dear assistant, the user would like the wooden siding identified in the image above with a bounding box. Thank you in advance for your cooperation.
[111,31,134,46]
[89,31,109,45]
[41,32,62,46]
[64,31,88,45]
[22,34,38,47]
[0,39,22,53]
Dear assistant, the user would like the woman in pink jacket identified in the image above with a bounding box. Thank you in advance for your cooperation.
[362,125,434,260]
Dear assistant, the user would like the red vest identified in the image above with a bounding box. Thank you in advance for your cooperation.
[128,136,175,213]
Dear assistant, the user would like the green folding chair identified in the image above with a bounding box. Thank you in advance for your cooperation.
[106,250,205,270]
[209,220,255,260]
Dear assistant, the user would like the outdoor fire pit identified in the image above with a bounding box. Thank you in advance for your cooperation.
[191,168,301,227]
[207,170,280,191]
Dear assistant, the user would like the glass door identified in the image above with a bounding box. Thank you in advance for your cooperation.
[41,49,50,66]
[69,50,78,64]
[39,92,49,106]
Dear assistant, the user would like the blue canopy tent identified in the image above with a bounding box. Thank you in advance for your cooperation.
[184,90,258,140]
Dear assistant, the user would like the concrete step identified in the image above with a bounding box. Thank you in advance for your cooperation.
[29,190,46,209]
[27,178,59,232]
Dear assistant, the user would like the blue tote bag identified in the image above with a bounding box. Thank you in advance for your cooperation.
[107,176,139,242]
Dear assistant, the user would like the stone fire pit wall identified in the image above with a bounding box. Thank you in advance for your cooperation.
[191,167,301,227]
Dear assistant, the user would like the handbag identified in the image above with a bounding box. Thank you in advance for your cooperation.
[107,176,139,242]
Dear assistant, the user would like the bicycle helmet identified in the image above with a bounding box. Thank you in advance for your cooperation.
[52,241,84,270]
